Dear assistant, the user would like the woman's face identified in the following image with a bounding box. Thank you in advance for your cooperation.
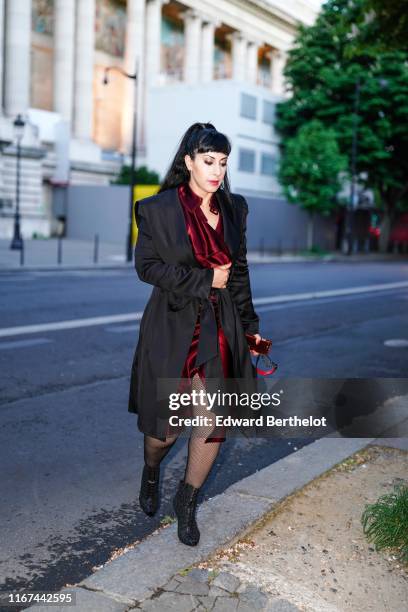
[184,151,228,195]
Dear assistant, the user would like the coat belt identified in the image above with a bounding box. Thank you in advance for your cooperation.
[195,288,236,369]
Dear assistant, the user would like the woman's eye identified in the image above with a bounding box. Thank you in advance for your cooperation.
[204,161,213,165]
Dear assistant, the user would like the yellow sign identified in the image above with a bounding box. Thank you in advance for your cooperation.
[132,184,160,246]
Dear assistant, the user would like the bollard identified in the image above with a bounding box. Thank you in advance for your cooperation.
[20,241,24,266]
[259,238,264,258]
[93,234,99,264]
[57,236,62,264]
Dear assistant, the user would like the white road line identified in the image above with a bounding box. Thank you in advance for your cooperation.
[252,280,408,305]
[0,338,53,350]
[0,313,143,338]
[0,280,407,339]
[105,324,140,333]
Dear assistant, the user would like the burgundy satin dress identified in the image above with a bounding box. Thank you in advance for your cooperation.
[172,182,234,442]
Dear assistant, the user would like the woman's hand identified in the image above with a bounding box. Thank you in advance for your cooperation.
[212,262,232,289]
[249,333,263,356]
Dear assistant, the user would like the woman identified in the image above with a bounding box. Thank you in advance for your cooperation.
[128,122,264,546]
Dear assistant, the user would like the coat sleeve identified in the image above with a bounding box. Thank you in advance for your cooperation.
[134,202,214,299]
[228,196,260,335]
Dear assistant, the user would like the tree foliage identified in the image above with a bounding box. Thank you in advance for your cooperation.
[279,119,347,213]
[112,164,160,185]
[276,0,408,229]
[352,0,408,53]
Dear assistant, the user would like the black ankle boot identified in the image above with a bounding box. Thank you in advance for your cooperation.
[139,464,160,516]
[172,479,200,546]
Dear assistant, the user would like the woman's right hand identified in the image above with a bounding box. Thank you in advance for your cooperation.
[212,262,232,289]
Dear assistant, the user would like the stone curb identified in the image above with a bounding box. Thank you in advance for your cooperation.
[0,263,133,273]
[0,253,404,273]
[24,436,387,611]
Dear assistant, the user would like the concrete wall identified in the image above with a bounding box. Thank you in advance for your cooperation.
[64,184,336,251]
[65,185,129,243]
[245,194,337,252]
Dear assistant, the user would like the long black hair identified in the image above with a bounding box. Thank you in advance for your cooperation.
[159,122,233,202]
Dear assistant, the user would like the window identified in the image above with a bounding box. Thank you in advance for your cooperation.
[260,153,277,176]
[238,149,256,173]
[262,100,275,125]
[240,93,257,120]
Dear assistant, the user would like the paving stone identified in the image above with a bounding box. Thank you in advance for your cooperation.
[212,571,241,593]
[212,597,238,611]
[139,591,198,611]
[197,594,217,610]
[187,568,212,583]
[236,603,253,612]
[239,585,269,609]
[24,586,129,611]
[209,585,232,598]
[175,577,210,596]
[162,577,184,591]
[265,599,301,611]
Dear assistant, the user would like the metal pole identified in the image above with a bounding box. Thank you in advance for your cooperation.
[10,137,23,250]
[127,66,138,263]
[94,233,99,264]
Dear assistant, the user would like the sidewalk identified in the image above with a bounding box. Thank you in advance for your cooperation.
[0,238,129,271]
[0,238,406,272]
[22,394,408,611]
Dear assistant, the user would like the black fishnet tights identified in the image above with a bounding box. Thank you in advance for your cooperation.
[143,433,178,468]
[142,374,224,489]
[184,373,223,488]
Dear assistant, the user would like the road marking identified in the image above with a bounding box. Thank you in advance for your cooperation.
[105,324,140,333]
[252,280,408,305]
[0,280,407,339]
[0,313,143,338]
[384,339,408,348]
[255,288,408,313]
[0,338,53,350]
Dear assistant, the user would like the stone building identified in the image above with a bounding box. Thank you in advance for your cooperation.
[0,0,319,239]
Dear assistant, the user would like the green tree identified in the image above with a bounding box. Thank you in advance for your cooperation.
[111,164,160,185]
[352,0,408,53]
[279,120,347,249]
[276,0,408,251]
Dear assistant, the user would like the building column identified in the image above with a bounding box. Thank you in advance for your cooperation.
[270,48,287,95]
[246,41,259,85]
[182,10,202,84]
[54,0,76,123]
[73,0,96,140]
[4,0,32,116]
[201,19,218,83]
[230,32,247,82]
[121,0,146,153]
[145,0,163,88]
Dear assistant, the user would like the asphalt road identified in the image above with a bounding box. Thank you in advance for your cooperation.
[0,261,407,598]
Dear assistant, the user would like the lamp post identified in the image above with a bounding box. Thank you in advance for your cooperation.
[10,114,25,250]
[103,62,138,263]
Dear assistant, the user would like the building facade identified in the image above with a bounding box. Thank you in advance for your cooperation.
[0,0,319,239]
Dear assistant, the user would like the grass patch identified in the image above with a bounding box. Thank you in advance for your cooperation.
[361,483,408,565]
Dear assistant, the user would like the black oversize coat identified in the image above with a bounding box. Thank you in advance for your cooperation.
[128,186,260,440]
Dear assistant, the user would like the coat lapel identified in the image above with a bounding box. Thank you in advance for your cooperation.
[215,189,242,261]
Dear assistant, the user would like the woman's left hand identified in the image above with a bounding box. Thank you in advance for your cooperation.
[249,333,263,356]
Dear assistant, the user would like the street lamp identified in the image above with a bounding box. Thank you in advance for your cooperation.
[103,62,138,263]
[10,114,25,250]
